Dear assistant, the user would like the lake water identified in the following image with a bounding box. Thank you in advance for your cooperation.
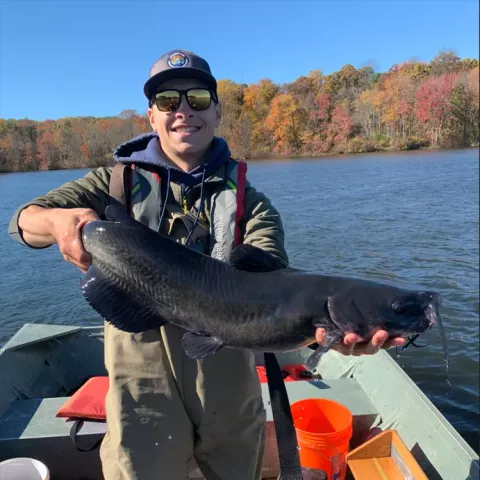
[0,148,478,450]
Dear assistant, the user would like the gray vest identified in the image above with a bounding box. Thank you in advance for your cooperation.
[108,160,247,262]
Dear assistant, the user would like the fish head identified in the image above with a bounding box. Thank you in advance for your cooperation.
[327,284,442,338]
[389,290,442,333]
[327,283,450,384]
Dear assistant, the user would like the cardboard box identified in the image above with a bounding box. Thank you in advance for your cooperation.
[346,430,428,480]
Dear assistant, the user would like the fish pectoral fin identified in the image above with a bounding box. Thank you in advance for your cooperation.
[305,330,342,371]
[181,332,224,359]
[80,265,167,333]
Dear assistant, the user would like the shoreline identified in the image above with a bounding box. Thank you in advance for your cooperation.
[0,145,478,174]
[243,144,479,162]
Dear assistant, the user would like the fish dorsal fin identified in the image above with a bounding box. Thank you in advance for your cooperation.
[230,244,289,273]
[181,332,224,359]
[105,204,134,223]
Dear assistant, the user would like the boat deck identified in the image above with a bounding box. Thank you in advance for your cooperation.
[0,376,378,479]
[0,323,478,480]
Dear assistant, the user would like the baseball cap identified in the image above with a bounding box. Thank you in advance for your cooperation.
[144,49,218,101]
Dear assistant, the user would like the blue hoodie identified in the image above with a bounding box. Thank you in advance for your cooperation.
[112,132,233,242]
[113,132,232,194]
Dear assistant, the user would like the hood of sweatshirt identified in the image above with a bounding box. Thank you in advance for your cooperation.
[113,132,231,192]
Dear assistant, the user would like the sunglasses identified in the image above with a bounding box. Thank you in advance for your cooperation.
[153,88,216,112]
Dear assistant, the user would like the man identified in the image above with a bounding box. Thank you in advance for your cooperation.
[8,49,405,479]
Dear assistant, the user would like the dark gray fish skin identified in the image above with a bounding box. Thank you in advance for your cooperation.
[80,206,447,372]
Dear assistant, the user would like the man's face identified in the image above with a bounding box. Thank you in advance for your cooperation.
[147,78,221,161]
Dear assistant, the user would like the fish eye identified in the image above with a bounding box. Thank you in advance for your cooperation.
[392,300,405,313]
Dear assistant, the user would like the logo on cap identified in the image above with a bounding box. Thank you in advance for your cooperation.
[167,52,189,68]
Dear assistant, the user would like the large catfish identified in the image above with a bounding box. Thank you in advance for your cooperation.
[80,206,449,375]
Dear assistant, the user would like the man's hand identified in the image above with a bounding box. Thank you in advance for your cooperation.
[50,208,99,272]
[315,328,406,355]
[18,206,99,272]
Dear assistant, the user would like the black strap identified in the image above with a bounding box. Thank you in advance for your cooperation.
[109,163,129,213]
[69,419,104,453]
[264,352,303,480]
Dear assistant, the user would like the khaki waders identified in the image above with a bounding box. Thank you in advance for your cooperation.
[100,322,266,480]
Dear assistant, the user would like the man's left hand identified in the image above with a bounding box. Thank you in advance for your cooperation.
[315,328,406,356]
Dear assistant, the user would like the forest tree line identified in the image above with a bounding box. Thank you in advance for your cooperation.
[0,50,478,173]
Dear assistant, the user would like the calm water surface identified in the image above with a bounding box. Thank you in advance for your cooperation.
[0,148,478,449]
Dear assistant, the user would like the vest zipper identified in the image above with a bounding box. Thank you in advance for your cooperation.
[181,187,188,213]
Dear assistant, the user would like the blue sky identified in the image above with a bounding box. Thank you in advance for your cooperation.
[0,0,478,121]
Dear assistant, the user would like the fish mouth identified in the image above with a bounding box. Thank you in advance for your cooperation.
[424,303,438,329]
[404,299,450,386]
[418,291,442,332]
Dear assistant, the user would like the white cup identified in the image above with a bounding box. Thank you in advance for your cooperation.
[0,457,50,480]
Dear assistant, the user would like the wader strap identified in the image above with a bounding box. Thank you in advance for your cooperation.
[69,419,104,453]
[234,161,247,247]
[264,352,303,480]
[109,163,130,213]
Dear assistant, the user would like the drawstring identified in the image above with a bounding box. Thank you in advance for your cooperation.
[185,165,207,246]
[157,165,207,246]
[157,168,171,233]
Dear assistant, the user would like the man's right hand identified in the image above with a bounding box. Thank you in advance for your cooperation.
[18,206,99,272]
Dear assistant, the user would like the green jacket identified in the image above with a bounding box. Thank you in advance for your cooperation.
[8,155,289,267]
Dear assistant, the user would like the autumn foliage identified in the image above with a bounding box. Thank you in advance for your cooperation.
[0,50,478,173]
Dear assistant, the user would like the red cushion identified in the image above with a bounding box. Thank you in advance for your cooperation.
[256,364,310,383]
[56,376,109,420]
[57,366,308,420]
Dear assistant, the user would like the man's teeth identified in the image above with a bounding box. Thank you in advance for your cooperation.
[175,127,199,133]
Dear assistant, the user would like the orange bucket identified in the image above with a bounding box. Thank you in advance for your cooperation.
[291,398,353,480]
